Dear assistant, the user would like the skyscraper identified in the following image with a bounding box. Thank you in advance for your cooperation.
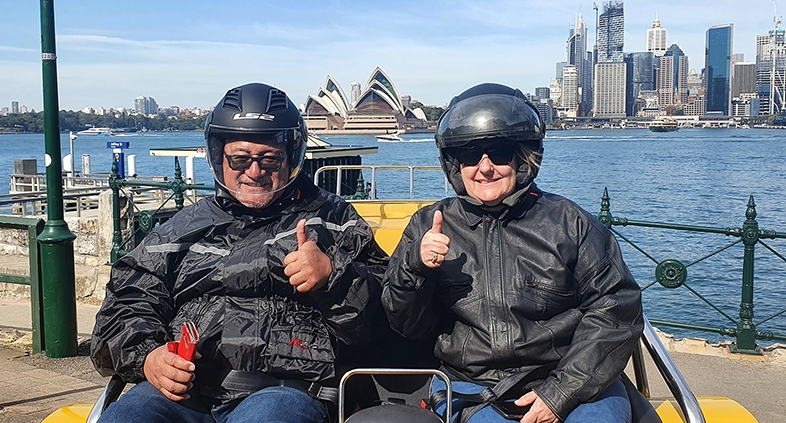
[705,24,733,115]
[555,62,567,80]
[561,66,579,117]
[597,2,625,63]
[625,52,655,116]
[350,82,361,106]
[594,2,626,117]
[646,16,667,57]
[666,44,689,104]
[134,96,158,115]
[756,28,786,115]
[594,62,627,117]
[11,101,19,114]
[657,55,675,106]
[732,62,757,98]
[567,13,592,116]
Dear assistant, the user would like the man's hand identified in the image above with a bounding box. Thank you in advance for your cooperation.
[284,219,332,292]
[420,210,450,268]
[515,391,559,423]
[143,345,197,402]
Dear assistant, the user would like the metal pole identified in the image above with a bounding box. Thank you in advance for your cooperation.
[38,0,77,358]
[732,196,761,354]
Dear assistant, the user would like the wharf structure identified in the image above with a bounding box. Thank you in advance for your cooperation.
[302,67,432,134]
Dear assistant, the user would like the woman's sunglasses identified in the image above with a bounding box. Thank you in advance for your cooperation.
[456,144,517,166]
[224,154,285,172]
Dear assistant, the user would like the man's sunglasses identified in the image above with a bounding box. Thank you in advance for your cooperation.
[224,154,285,172]
[456,144,517,166]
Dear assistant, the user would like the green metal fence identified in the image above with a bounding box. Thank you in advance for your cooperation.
[0,216,46,353]
[107,158,786,355]
[109,157,215,263]
[598,188,786,354]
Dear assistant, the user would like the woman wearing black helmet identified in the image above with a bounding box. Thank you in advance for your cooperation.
[382,83,643,423]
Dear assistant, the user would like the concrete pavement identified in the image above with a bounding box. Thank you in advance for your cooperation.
[0,295,784,423]
[0,297,104,423]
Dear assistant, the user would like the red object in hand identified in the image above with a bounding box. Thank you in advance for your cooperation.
[167,321,199,361]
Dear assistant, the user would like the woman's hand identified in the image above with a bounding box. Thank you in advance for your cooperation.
[515,391,559,423]
[420,210,450,268]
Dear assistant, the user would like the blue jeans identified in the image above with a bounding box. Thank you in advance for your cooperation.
[98,381,328,423]
[431,378,631,423]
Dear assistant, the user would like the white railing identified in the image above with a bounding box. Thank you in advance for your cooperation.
[313,165,450,199]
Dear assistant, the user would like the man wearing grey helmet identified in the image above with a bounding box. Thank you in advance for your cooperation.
[382,83,643,423]
[91,83,389,423]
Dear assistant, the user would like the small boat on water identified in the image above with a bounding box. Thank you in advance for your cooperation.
[649,119,679,133]
[77,127,114,136]
[376,132,403,142]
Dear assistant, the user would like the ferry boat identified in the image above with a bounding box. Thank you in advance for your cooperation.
[649,119,679,133]
[76,127,113,136]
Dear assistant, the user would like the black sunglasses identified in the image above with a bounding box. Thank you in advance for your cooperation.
[224,154,286,172]
[456,144,517,166]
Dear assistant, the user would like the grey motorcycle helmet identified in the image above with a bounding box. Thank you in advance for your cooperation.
[204,83,307,198]
[435,83,546,196]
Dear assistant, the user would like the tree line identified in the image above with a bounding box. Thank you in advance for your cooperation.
[1,104,447,134]
[0,110,207,133]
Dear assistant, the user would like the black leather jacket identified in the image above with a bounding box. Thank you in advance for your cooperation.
[91,175,389,403]
[381,184,643,420]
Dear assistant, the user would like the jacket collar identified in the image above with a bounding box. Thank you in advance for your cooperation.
[458,183,541,227]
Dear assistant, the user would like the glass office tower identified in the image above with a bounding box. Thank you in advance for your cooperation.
[705,24,733,115]
[625,52,655,116]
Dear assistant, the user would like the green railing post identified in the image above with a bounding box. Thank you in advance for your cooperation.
[732,196,761,354]
[172,157,185,211]
[597,187,613,228]
[109,160,125,263]
[38,0,78,357]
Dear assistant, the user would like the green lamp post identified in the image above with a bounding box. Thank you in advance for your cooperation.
[39,0,78,358]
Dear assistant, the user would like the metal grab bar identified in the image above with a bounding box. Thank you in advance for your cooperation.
[314,165,450,199]
[641,317,706,423]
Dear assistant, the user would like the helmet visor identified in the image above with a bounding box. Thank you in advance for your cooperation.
[437,94,544,148]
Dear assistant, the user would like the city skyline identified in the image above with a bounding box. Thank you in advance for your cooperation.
[2,1,780,111]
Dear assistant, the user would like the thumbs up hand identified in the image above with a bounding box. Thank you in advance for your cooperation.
[284,219,332,292]
[420,210,451,269]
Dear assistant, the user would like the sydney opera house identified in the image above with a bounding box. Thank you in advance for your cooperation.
[302,67,431,134]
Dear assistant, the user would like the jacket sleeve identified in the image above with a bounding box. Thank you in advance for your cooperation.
[90,232,179,383]
[380,208,443,339]
[306,202,391,346]
[533,219,643,420]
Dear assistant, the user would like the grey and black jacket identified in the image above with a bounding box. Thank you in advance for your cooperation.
[91,174,389,403]
[381,184,643,420]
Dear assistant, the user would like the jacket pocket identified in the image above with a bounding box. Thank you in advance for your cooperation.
[508,263,577,319]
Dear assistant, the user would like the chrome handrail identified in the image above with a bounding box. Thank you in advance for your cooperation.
[313,165,449,199]
[641,317,706,423]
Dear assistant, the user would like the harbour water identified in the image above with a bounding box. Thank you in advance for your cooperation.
[0,128,785,345]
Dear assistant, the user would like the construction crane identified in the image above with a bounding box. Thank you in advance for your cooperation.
[769,0,785,114]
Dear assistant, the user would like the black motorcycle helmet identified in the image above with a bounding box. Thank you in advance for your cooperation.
[204,82,307,199]
[436,83,546,196]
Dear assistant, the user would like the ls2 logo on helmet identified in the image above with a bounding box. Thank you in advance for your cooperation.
[232,112,275,121]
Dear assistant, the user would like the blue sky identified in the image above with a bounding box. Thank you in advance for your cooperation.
[1,1,778,112]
